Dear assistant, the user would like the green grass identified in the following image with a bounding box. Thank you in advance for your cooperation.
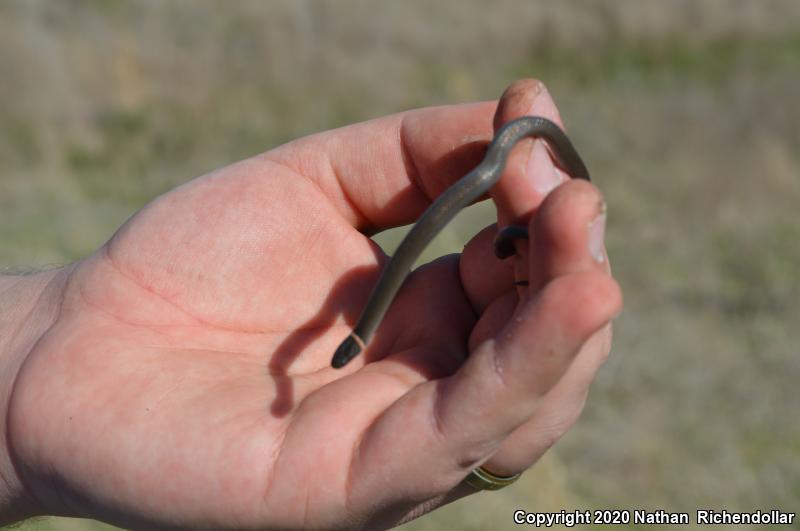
[2,1,799,529]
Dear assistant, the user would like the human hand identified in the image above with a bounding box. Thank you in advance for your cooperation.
[4,79,621,530]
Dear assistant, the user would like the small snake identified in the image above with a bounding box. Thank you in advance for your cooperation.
[331,116,590,368]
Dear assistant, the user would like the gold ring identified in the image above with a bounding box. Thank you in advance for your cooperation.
[464,466,521,491]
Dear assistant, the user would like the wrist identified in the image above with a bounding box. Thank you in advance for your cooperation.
[0,268,71,525]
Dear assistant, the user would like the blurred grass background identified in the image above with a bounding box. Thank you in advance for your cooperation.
[2,0,798,529]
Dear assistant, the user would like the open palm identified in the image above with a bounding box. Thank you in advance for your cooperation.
[9,81,621,530]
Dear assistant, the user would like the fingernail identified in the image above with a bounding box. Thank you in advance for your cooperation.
[526,83,552,118]
[588,203,607,263]
[527,140,562,195]
[526,88,562,195]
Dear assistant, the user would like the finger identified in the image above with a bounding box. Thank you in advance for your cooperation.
[349,271,621,500]
[478,323,614,476]
[528,179,608,293]
[466,291,517,353]
[440,272,621,456]
[461,179,610,355]
[459,224,515,314]
[490,79,569,230]
[486,79,573,296]
[264,101,497,233]
[476,181,612,475]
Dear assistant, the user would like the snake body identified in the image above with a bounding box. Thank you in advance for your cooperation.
[331,116,590,368]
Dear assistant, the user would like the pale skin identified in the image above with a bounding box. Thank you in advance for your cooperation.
[0,80,621,530]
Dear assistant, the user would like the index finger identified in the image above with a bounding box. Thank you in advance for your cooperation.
[263,100,497,233]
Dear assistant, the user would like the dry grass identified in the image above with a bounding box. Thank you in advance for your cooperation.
[2,1,798,529]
